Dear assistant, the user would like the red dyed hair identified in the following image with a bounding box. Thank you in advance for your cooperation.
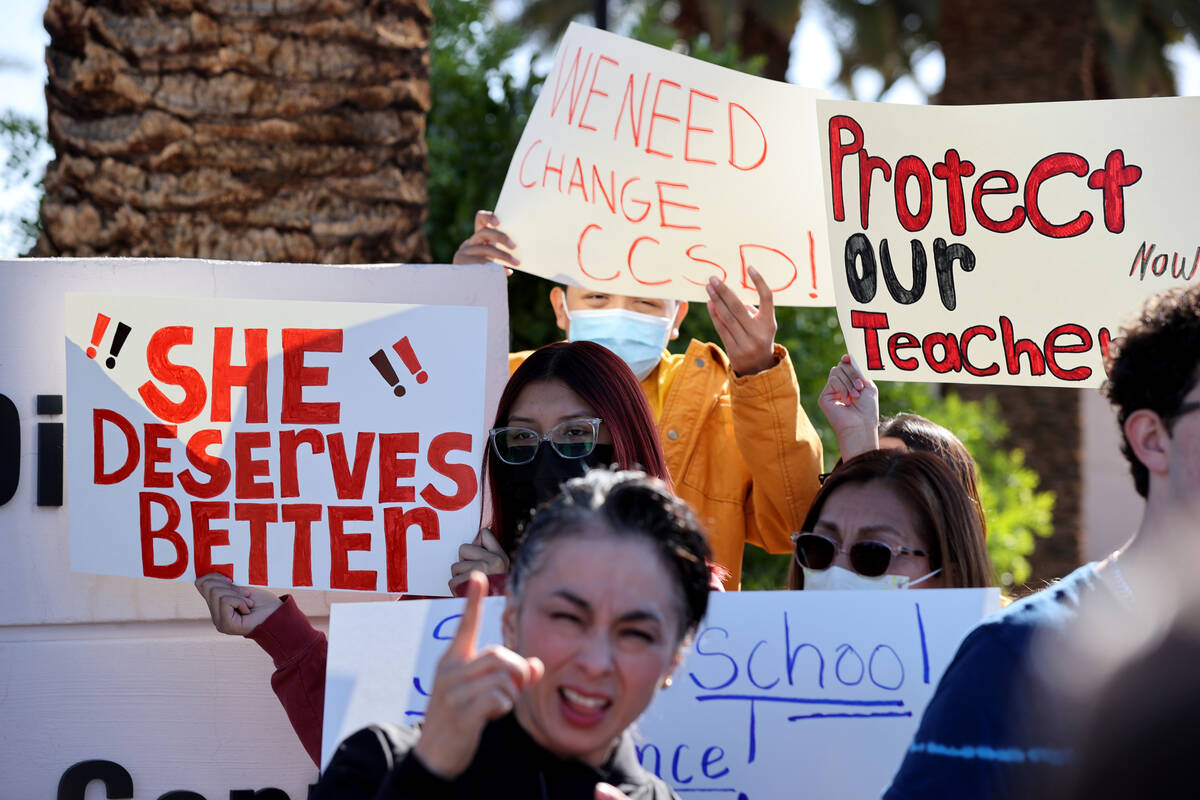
[486,340,670,552]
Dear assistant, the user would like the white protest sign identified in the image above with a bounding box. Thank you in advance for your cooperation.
[495,22,833,306]
[66,291,489,596]
[3,259,507,799]
[323,589,999,797]
[818,96,1200,387]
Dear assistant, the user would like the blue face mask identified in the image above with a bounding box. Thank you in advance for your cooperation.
[565,306,673,380]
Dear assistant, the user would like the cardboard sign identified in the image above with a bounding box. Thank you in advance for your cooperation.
[817,96,1200,387]
[323,589,1000,797]
[495,23,833,306]
[66,293,491,595]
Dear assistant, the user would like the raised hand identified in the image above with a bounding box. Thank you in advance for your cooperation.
[413,572,544,780]
[452,210,519,274]
[194,572,283,636]
[448,528,510,594]
[818,354,880,461]
[706,266,778,377]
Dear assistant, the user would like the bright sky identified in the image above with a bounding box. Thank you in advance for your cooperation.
[1,0,1198,255]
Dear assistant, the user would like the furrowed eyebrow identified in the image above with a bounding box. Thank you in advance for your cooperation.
[553,589,591,611]
[550,592,662,626]
[618,609,663,626]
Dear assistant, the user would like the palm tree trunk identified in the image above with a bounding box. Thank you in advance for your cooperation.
[33,0,431,263]
[938,0,1101,588]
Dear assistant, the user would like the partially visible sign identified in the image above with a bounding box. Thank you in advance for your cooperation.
[324,588,1000,797]
[818,96,1200,387]
[67,293,488,596]
[496,22,833,306]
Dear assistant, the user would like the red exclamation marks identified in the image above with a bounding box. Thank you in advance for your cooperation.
[106,322,132,369]
[392,336,428,384]
[87,313,111,359]
[370,349,406,397]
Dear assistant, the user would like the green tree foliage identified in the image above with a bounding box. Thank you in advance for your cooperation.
[816,0,1199,100]
[424,0,1053,592]
[0,110,47,255]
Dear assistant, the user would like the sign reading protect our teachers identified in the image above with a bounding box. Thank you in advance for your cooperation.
[495,22,833,306]
[67,293,488,596]
[819,96,1200,387]
[323,588,1000,798]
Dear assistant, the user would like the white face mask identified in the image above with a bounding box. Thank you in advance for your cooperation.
[802,565,942,591]
[564,304,673,380]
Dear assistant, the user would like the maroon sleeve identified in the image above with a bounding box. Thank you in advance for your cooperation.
[247,595,328,766]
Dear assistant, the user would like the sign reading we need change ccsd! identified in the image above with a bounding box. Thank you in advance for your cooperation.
[819,96,1200,388]
[496,22,832,307]
[67,292,489,596]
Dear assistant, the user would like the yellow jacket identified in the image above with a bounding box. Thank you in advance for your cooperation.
[510,341,823,588]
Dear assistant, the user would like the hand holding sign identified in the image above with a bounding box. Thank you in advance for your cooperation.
[453,210,519,275]
[412,572,545,780]
[818,354,881,461]
[706,266,778,377]
[448,528,509,595]
[194,572,283,636]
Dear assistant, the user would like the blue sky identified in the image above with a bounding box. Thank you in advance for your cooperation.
[1,0,1197,255]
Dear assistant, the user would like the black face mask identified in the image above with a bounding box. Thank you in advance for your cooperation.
[490,443,615,548]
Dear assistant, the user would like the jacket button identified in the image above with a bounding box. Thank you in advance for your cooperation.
[667,429,679,440]
[694,358,705,368]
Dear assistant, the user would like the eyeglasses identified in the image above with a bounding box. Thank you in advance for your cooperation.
[489,417,603,464]
[791,532,928,578]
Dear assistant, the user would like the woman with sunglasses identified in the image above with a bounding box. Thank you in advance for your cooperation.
[787,449,993,591]
[193,340,673,765]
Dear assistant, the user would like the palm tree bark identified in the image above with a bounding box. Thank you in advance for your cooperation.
[938,0,1101,588]
[33,0,430,263]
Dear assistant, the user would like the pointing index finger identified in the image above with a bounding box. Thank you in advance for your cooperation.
[447,571,487,661]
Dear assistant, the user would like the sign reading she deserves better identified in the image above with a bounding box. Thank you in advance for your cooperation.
[495,23,832,306]
[323,589,999,798]
[819,96,1200,387]
[67,294,488,595]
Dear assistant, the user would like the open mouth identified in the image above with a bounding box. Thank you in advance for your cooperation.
[558,686,612,727]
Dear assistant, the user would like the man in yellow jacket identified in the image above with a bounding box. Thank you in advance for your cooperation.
[456,211,823,588]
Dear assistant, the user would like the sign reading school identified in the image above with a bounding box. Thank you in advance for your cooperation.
[323,589,1000,798]
[818,96,1200,387]
[67,294,488,596]
[495,22,832,306]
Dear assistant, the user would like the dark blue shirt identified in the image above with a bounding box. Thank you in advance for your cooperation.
[884,563,1108,799]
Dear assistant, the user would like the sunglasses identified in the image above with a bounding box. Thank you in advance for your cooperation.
[489,417,603,465]
[792,532,929,578]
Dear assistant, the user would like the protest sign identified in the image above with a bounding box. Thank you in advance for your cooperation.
[323,588,999,797]
[495,22,833,306]
[67,292,490,595]
[818,96,1200,387]
[2,259,507,798]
